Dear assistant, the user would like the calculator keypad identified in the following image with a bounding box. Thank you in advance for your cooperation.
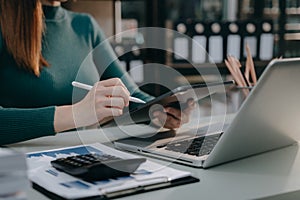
[51,153,146,181]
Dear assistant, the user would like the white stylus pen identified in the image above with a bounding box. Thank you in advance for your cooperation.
[72,81,146,104]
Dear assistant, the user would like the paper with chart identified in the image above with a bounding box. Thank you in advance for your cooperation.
[27,143,192,199]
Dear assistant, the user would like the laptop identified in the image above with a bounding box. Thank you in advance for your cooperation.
[114,58,300,168]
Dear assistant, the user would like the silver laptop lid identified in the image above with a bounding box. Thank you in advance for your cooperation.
[204,58,300,168]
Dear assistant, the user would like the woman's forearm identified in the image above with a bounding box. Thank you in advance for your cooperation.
[54,78,130,133]
[54,105,76,133]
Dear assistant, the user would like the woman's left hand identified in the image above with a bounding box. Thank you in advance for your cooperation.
[151,99,196,129]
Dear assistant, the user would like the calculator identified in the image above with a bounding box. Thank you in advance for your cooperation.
[50,153,146,181]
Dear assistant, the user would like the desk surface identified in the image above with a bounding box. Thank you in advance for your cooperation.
[8,122,300,200]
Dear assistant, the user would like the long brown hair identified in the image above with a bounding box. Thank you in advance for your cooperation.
[0,0,49,76]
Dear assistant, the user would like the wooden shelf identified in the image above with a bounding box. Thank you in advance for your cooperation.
[166,61,269,76]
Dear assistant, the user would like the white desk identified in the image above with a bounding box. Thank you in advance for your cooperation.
[8,125,300,200]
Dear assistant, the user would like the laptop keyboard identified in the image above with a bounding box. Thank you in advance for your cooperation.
[163,133,222,157]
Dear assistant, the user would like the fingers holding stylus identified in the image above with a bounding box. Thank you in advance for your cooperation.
[73,78,131,126]
[94,79,130,107]
[98,78,128,90]
[100,97,126,110]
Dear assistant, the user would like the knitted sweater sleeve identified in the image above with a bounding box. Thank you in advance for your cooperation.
[0,27,57,145]
[0,106,56,145]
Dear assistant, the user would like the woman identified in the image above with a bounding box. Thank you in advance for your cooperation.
[0,0,189,145]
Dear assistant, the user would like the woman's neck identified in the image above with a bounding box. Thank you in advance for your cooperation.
[41,0,61,7]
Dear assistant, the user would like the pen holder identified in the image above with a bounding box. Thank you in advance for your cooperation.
[227,85,253,113]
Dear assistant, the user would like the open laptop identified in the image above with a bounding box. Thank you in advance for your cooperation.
[114,58,300,168]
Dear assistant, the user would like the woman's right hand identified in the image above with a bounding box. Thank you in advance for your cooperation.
[54,78,130,133]
[73,78,130,127]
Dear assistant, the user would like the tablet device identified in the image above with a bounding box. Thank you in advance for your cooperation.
[103,80,234,126]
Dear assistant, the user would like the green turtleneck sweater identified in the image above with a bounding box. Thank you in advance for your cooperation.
[0,6,152,145]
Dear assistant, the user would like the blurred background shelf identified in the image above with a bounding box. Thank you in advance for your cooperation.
[63,0,300,96]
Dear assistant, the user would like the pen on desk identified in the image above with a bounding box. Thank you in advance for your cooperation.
[71,81,146,104]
